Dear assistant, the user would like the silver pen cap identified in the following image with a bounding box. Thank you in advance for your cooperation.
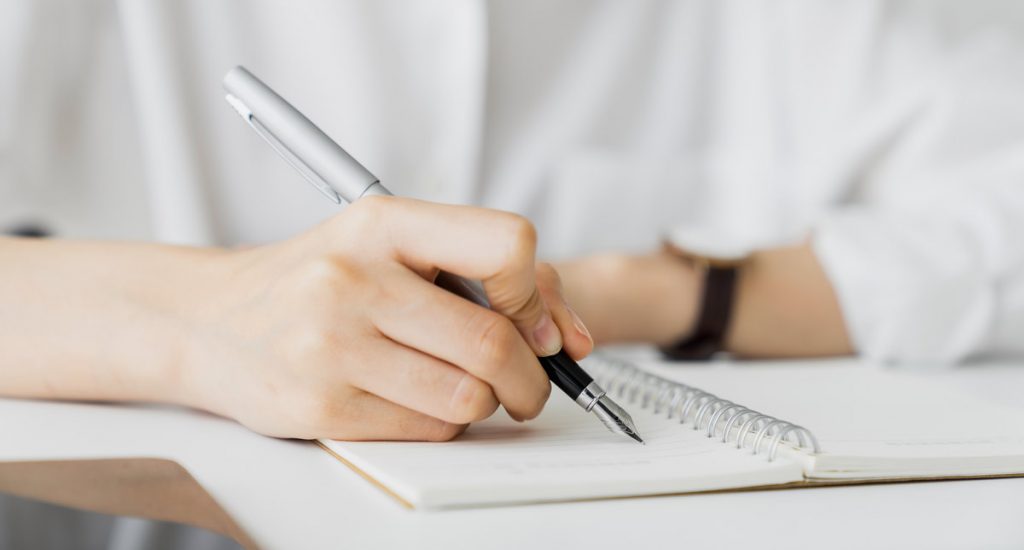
[222,66,384,203]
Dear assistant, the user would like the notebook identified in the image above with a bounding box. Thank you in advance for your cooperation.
[319,350,1024,509]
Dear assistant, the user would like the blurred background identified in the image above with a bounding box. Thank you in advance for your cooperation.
[2,0,1020,254]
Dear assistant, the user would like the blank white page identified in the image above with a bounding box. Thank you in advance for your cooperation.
[321,392,802,509]
[633,352,1024,478]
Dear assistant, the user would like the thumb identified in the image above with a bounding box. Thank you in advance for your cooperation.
[486,274,562,357]
[475,226,562,358]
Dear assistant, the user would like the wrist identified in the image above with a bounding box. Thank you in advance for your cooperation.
[642,252,702,346]
[115,244,235,407]
[560,252,700,345]
[658,243,750,360]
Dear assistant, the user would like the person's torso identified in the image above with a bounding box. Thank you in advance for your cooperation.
[0,0,971,258]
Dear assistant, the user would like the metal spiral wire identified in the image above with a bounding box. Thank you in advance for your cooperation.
[583,353,821,461]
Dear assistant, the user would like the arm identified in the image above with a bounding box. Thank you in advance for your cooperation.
[0,197,593,440]
[556,242,853,358]
[0,236,214,404]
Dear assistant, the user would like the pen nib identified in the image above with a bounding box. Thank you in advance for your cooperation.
[591,395,645,444]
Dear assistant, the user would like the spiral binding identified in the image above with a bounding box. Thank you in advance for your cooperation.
[584,353,821,462]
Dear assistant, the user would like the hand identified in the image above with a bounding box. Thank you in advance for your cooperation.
[176,197,593,441]
[554,252,701,346]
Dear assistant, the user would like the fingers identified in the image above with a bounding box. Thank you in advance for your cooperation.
[534,263,594,361]
[348,338,500,425]
[319,390,469,442]
[339,196,561,357]
[369,268,551,421]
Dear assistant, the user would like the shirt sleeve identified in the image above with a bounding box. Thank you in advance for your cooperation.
[812,15,1024,365]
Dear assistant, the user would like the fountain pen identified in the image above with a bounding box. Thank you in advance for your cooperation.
[222,66,643,444]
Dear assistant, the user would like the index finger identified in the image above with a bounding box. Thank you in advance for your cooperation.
[342,196,563,357]
[369,268,551,421]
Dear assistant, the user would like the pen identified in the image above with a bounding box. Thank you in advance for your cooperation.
[222,66,643,444]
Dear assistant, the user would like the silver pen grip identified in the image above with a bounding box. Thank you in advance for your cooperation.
[223,66,379,203]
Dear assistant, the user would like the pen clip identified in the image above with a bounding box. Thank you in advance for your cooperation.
[225,93,344,205]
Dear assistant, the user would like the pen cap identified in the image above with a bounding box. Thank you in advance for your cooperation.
[223,66,380,203]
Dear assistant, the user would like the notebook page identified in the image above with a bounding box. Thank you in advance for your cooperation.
[633,353,1024,478]
[321,392,802,509]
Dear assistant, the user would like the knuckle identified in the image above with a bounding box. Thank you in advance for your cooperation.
[471,312,520,377]
[294,257,359,292]
[423,420,467,442]
[337,195,395,240]
[503,286,545,323]
[535,262,562,290]
[291,387,346,434]
[520,380,552,420]
[345,194,390,225]
[501,214,537,264]
[281,325,338,363]
[449,376,497,423]
[292,259,378,312]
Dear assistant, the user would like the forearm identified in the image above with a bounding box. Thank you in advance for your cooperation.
[0,237,220,403]
[725,243,853,358]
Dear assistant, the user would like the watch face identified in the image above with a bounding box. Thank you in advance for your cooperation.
[662,242,749,269]
[664,227,752,264]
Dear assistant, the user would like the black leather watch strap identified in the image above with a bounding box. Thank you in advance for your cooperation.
[661,263,739,361]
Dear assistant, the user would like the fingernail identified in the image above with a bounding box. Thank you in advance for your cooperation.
[531,315,563,357]
[568,306,593,343]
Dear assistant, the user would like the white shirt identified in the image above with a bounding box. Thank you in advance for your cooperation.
[2,0,1024,365]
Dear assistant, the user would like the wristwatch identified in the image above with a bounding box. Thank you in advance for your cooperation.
[659,242,748,361]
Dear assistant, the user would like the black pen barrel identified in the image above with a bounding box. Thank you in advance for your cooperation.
[434,270,594,400]
[539,350,592,400]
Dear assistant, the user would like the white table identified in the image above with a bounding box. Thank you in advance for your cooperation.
[3,361,1024,550]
